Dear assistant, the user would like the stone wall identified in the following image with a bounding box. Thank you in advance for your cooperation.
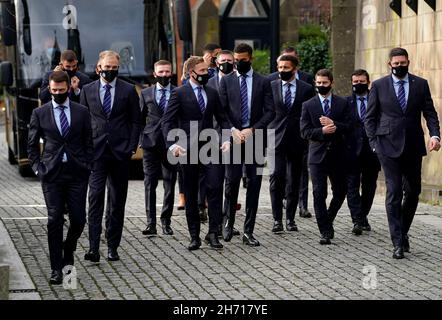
[355,0,442,188]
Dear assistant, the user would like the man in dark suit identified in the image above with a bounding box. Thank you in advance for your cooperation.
[300,69,354,245]
[203,43,222,79]
[346,69,381,232]
[220,43,275,246]
[28,71,93,284]
[268,55,315,233]
[40,50,92,104]
[268,47,314,218]
[80,50,141,262]
[365,47,440,259]
[162,56,234,250]
[140,60,177,236]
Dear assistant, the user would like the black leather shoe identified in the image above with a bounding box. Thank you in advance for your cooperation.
[272,221,283,233]
[199,208,208,222]
[403,235,410,253]
[299,208,312,218]
[142,224,157,236]
[188,238,201,251]
[242,233,260,246]
[84,250,100,263]
[223,225,234,242]
[204,233,223,249]
[393,246,404,259]
[107,248,120,261]
[162,224,173,235]
[49,270,63,285]
[286,221,298,232]
[362,223,372,231]
[319,234,331,245]
[352,224,363,236]
[63,250,74,267]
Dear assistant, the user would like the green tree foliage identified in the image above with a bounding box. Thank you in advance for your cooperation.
[252,48,270,75]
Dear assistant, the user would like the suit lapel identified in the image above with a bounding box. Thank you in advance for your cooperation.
[94,80,106,118]
[406,74,416,113]
[109,79,122,117]
[48,103,63,139]
[251,73,258,117]
[271,80,284,114]
[185,82,202,116]
[387,76,403,112]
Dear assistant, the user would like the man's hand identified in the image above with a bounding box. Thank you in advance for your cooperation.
[203,52,212,66]
[428,137,441,152]
[232,128,243,144]
[240,128,254,142]
[53,64,63,72]
[220,141,231,153]
[322,124,336,135]
[320,116,334,127]
[71,76,80,91]
[172,145,186,157]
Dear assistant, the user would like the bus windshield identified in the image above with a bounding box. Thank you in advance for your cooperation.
[16,0,151,86]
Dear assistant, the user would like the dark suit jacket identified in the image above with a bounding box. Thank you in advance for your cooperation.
[80,78,142,161]
[207,76,220,92]
[162,82,232,149]
[268,70,315,87]
[219,71,274,130]
[27,101,94,177]
[365,74,440,158]
[40,70,92,104]
[268,79,315,150]
[346,94,370,157]
[300,94,353,164]
[140,85,176,149]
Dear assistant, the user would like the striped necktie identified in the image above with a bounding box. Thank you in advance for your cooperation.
[240,74,249,127]
[158,88,167,111]
[284,83,292,110]
[197,86,206,113]
[323,98,331,117]
[57,105,70,138]
[102,84,112,117]
[359,97,366,121]
[397,80,407,113]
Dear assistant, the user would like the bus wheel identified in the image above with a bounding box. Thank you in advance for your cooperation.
[18,164,35,177]
[8,147,17,165]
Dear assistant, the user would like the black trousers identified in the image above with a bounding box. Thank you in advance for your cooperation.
[346,148,380,224]
[269,146,304,223]
[378,152,422,247]
[298,147,310,210]
[42,163,88,271]
[143,146,177,226]
[182,162,224,238]
[309,153,348,236]
[88,147,130,252]
[178,165,185,194]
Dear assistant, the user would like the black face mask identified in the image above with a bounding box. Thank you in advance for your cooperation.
[52,91,69,105]
[64,69,77,79]
[391,65,408,78]
[235,60,252,75]
[192,71,209,86]
[156,76,171,87]
[279,70,295,82]
[352,83,369,95]
[316,85,332,96]
[100,69,118,83]
[217,62,234,75]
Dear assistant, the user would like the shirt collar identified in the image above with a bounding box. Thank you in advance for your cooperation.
[319,94,332,105]
[156,83,171,91]
[189,79,202,90]
[236,68,253,78]
[100,77,117,88]
[52,98,70,109]
[392,73,409,84]
[282,78,297,87]
[356,94,368,100]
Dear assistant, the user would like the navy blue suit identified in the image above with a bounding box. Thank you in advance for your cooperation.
[268,78,315,224]
[40,70,92,104]
[345,94,380,226]
[28,100,93,271]
[80,78,142,253]
[140,85,177,227]
[365,73,440,248]
[300,94,354,236]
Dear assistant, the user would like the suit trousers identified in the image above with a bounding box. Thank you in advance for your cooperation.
[88,146,130,252]
[42,163,88,270]
[143,146,177,226]
[377,152,422,247]
[309,152,348,235]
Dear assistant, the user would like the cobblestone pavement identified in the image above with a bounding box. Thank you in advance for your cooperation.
[1,128,442,300]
